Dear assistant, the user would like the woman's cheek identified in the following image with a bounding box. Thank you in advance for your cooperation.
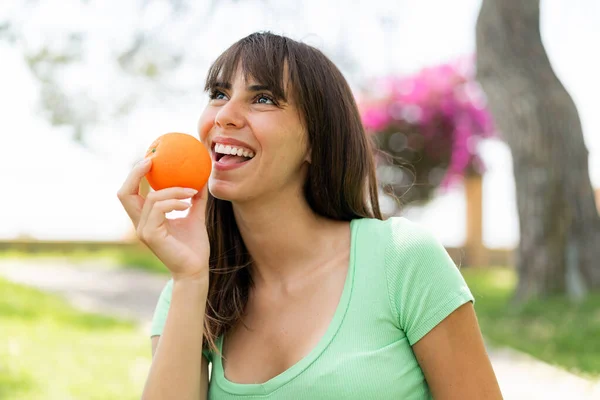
[197,108,216,142]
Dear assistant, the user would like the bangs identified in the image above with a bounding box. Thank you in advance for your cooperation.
[204,33,296,102]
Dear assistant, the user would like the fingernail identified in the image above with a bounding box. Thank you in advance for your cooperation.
[137,158,151,167]
[185,188,198,195]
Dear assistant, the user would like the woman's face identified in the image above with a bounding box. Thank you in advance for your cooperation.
[198,66,310,203]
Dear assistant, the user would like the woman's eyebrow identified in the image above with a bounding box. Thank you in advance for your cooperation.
[247,84,271,92]
[212,82,271,92]
[213,81,231,89]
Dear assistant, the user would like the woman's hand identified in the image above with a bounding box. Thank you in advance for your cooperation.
[117,158,210,282]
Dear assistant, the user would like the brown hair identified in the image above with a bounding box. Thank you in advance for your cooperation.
[202,31,382,353]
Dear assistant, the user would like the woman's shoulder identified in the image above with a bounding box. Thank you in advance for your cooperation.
[354,216,439,248]
[362,217,473,345]
[354,216,454,272]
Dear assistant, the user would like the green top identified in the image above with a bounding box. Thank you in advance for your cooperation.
[150,217,475,399]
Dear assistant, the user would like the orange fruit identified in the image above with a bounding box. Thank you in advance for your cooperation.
[144,132,212,192]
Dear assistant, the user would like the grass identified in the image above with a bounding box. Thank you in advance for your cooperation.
[0,277,152,400]
[463,267,600,379]
[0,247,169,275]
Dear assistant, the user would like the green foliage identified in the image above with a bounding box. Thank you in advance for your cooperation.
[0,278,151,400]
[463,267,600,379]
[0,247,168,275]
[113,248,169,275]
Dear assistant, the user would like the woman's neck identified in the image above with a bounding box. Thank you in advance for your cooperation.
[232,188,349,288]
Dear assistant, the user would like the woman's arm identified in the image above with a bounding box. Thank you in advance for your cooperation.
[142,278,209,400]
[412,302,503,399]
[150,337,210,399]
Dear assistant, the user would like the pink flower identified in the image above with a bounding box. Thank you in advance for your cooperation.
[357,56,497,190]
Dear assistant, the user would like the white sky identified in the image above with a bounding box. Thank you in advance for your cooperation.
[1,0,598,247]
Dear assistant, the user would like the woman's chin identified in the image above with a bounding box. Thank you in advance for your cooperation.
[208,179,249,202]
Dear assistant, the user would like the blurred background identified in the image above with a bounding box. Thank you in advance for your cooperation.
[1,0,599,399]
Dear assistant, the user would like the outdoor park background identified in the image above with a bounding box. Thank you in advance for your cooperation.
[1,0,599,399]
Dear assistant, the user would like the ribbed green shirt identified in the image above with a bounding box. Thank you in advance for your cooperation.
[150,217,474,399]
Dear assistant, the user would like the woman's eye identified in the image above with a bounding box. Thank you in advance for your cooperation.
[255,94,275,105]
[209,90,227,100]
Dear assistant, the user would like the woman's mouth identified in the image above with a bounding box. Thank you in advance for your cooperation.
[213,143,255,167]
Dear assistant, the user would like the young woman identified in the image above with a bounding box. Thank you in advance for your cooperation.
[118,31,503,399]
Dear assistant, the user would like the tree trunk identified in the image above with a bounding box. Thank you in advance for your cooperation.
[475,0,600,302]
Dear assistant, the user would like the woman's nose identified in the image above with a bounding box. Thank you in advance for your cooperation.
[215,99,245,128]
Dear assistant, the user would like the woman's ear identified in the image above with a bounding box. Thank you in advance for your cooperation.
[304,148,312,164]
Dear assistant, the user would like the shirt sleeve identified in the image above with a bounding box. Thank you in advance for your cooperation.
[150,279,173,337]
[384,217,475,346]
[150,278,211,362]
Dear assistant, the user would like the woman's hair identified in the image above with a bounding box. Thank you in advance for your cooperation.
[202,31,382,352]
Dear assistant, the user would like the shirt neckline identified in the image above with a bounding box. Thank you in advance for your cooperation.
[213,218,360,395]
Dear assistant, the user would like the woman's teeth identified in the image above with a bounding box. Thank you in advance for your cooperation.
[214,143,255,158]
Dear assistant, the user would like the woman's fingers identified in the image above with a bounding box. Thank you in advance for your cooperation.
[139,199,192,243]
[117,158,152,226]
[187,185,209,223]
[139,187,198,226]
[136,187,199,240]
